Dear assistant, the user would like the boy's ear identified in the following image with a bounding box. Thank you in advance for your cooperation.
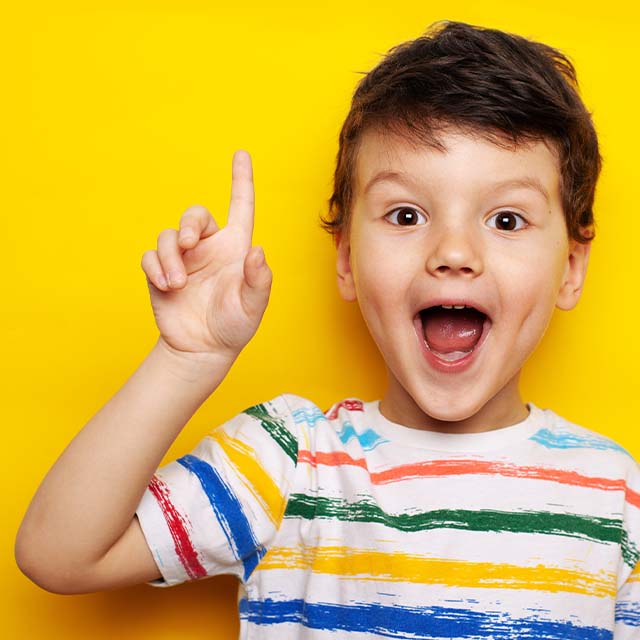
[336,230,357,302]
[556,239,591,311]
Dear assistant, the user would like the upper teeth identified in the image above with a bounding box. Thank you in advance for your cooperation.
[441,304,467,310]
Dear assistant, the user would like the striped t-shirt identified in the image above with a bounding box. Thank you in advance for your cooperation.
[135,394,640,639]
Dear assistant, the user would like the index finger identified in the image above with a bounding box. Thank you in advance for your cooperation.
[227,149,255,238]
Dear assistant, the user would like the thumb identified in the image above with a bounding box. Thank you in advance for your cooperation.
[241,245,272,317]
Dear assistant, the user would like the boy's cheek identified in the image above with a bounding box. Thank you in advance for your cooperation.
[342,256,398,311]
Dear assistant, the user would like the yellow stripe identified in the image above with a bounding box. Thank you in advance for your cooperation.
[259,545,615,598]
[210,430,284,524]
[628,558,640,583]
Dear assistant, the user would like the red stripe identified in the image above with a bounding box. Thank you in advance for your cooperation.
[148,475,207,579]
[324,399,364,420]
[298,450,640,507]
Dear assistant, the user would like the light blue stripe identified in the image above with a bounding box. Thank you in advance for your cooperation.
[529,428,631,456]
[337,421,389,451]
[292,406,327,426]
[238,598,612,639]
[177,454,265,580]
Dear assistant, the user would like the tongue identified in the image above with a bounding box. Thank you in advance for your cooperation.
[423,307,485,353]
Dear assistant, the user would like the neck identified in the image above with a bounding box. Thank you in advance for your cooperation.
[379,375,529,434]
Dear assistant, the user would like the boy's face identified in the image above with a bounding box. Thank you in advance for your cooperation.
[336,128,590,433]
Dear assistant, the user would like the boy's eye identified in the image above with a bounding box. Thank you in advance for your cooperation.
[486,211,527,231]
[385,207,427,226]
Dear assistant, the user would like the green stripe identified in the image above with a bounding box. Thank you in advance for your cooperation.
[245,403,298,464]
[285,493,639,569]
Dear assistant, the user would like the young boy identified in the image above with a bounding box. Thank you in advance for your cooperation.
[15,20,640,639]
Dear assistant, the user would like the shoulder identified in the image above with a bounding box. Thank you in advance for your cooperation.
[271,394,383,447]
[224,394,385,464]
[232,393,369,439]
[218,393,371,436]
[528,404,640,477]
[267,394,372,427]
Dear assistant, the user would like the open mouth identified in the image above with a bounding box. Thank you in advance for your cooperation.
[419,305,490,363]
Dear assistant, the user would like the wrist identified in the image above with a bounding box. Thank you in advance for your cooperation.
[152,336,237,385]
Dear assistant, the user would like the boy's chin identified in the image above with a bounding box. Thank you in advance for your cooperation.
[383,374,524,431]
[416,398,487,426]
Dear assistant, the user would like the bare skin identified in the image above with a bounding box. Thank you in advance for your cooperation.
[14,150,272,594]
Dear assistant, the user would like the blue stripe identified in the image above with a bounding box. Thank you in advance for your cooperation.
[616,600,640,626]
[238,598,611,639]
[177,454,265,580]
[338,421,389,451]
[529,428,631,456]
[292,406,327,426]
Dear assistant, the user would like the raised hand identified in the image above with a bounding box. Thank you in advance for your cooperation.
[140,150,272,362]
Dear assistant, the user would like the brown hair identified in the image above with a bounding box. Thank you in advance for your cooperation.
[322,20,601,243]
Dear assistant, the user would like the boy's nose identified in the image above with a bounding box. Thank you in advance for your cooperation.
[425,225,483,277]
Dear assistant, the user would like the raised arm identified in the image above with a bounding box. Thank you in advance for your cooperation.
[15,150,272,594]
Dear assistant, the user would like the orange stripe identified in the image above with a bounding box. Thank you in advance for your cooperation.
[298,450,369,470]
[626,486,640,508]
[298,450,640,507]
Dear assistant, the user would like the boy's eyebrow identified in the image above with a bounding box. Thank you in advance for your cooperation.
[491,177,551,202]
[363,171,551,202]
[363,170,418,195]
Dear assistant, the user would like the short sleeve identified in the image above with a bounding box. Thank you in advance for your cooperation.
[615,460,640,637]
[135,395,299,588]
[615,559,640,637]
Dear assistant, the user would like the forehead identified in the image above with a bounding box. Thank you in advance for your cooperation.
[354,127,562,201]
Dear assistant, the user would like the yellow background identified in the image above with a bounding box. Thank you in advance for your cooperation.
[4,1,639,637]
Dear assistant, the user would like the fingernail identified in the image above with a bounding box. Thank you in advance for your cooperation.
[254,246,265,267]
[157,274,168,288]
[180,228,194,242]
